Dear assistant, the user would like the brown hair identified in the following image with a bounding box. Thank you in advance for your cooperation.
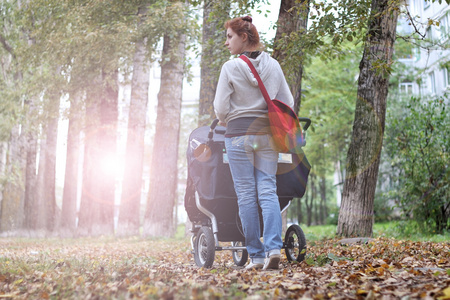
[224,16,261,48]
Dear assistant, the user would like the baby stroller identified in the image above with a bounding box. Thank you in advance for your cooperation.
[184,119,311,268]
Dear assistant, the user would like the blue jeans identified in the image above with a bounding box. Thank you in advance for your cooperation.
[225,134,283,261]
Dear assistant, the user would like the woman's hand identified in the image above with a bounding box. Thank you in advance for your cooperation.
[219,121,227,127]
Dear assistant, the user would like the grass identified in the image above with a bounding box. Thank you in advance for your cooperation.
[179,221,449,242]
[294,221,450,242]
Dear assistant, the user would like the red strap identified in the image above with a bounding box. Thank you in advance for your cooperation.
[239,55,271,105]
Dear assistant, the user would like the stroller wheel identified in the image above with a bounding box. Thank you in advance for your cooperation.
[284,224,307,262]
[231,241,248,266]
[194,226,215,268]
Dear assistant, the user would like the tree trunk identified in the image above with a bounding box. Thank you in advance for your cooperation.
[78,72,118,236]
[0,142,6,206]
[22,96,40,233]
[23,122,38,231]
[60,94,83,237]
[143,32,185,238]
[35,114,59,235]
[0,125,26,234]
[305,173,314,226]
[198,0,230,126]
[272,0,309,112]
[117,6,150,236]
[319,175,327,224]
[337,0,399,237]
[297,199,303,224]
[77,98,97,236]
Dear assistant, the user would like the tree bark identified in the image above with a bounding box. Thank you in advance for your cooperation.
[60,94,83,237]
[305,173,314,226]
[337,0,399,237]
[297,199,303,224]
[0,125,26,234]
[117,5,150,236]
[78,72,118,237]
[319,175,327,225]
[144,32,185,238]
[198,0,230,126]
[23,107,39,231]
[272,0,310,112]
[35,114,59,235]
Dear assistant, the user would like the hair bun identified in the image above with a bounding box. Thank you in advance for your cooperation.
[242,16,252,23]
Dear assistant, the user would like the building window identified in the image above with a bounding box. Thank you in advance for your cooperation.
[444,66,450,87]
[440,13,450,42]
[429,71,436,94]
[399,82,414,94]
[426,26,433,40]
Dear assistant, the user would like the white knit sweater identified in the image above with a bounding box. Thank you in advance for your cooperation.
[213,51,294,124]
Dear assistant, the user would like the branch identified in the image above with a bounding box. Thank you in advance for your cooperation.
[0,33,15,58]
[403,3,426,40]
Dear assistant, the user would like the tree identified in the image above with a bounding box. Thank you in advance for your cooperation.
[272,0,310,112]
[35,112,59,234]
[78,72,119,236]
[0,1,28,234]
[0,125,26,233]
[117,3,153,237]
[293,42,359,227]
[144,1,187,237]
[144,33,186,237]
[23,103,39,232]
[48,0,136,236]
[337,0,399,237]
[60,94,83,237]
[198,0,230,126]
[386,96,449,233]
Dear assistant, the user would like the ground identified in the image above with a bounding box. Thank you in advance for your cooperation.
[0,237,449,299]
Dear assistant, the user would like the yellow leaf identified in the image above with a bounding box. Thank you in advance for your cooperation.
[143,286,158,295]
[13,279,23,285]
[0,294,18,298]
[356,289,368,295]
[288,284,304,290]
[437,287,450,300]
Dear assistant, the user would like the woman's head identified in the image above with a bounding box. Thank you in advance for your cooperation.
[224,16,261,55]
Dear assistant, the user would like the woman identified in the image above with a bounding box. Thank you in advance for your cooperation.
[213,16,294,270]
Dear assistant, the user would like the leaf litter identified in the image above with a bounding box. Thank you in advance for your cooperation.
[0,237,448,299]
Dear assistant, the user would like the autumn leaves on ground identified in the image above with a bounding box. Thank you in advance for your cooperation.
[0,236,449,299]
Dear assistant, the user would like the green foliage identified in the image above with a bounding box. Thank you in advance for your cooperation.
[373,192,398,223]
[303,225,337,241]
[375,221,450,242]
[385,96,449,234]
[297,0,371,60]
[301,222,449,242]
[301,43,360,175]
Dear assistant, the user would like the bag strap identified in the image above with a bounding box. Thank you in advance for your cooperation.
[239,55,271,105]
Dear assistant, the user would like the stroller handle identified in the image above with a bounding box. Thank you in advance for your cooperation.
[298,117,311,131]
[208,119,220,141]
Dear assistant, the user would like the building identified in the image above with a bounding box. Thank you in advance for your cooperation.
[397,0,450,97]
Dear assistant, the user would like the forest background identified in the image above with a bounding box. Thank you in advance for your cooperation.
[0,0,448,240]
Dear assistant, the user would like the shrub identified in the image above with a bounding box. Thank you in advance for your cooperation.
[386,96,449,234]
